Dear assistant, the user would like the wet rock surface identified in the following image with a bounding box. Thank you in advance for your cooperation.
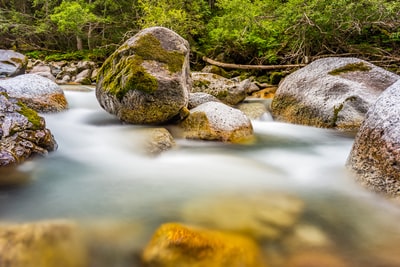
[142,223,265,267]
[0,220,88,267]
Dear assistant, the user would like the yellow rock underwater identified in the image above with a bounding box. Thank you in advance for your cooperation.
[142,222,266,267]
[0,220,88,267]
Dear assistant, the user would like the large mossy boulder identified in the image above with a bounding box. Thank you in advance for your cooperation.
[271,57,399,131]
[0,49,27,78]
[0,87,57,167]
[191,72,247,105]
[346,80,400,199]
[142,223,265,267]
[179,102,253,143]
[0,220,88,267]
[96,26,191,124]
[0,74,68,112]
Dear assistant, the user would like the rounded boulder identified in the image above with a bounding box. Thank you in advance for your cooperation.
[96,27,191,124]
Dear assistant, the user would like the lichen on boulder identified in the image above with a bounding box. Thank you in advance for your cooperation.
[96,26,191,125]
[142,223,265,267]
[179,102,254,143]
[346,79,400,199]
[271,57,399,131]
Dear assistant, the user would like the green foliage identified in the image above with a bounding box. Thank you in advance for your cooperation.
[50,1,97,35]
[138,0,210,43]
[0,0,399,69]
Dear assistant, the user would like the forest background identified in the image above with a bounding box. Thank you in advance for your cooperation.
[1,0,399,72]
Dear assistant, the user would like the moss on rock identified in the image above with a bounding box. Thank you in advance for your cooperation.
[328,62,372,76]
[100,55,158,101]
[133,33,185,73]
[17,101,43,130]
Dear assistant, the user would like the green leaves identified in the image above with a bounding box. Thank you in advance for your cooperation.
[50,1,98,34]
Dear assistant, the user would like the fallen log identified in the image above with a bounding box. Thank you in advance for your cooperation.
[202,56,306,70]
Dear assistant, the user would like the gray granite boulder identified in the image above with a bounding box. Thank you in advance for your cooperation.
[0,49,27,77]
[188,92,220,109]
[346,80,400,198]
[96,26,191,124]
[271,57,399,131]
[0,87,57,167]
[179,101,253,142]
[0,74,68,112]
[191,72,247,105]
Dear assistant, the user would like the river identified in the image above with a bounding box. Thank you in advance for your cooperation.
[1,88,400,266]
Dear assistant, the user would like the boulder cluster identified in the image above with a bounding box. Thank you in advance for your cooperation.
[2,26,400,267]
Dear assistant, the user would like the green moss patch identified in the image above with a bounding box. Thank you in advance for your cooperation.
[133,33,185,73]
[328,62,372,76]
[17,102,43,130]
[100,55,158,100]
[99,33,186,101]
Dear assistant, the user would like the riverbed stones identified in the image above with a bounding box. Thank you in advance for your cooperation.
[0,74,68,112]
[346,79,400,198]
[179,101,254,143]
[142,223,265,267]
[96,26,191,124]
[181,192,304,240]
[0,220,88,267]
[0,87,57,167]
[0,49,27,77]
[271,57,399,131]
[191,72,247,105]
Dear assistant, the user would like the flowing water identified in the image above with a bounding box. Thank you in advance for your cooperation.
[1,88,400,266]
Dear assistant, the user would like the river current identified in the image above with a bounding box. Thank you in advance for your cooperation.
[1,88,400,266]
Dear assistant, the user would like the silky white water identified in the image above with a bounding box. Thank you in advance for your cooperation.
[1,89,400,266]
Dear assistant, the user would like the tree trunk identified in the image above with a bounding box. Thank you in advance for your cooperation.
[202,56,306,70]
[76,35,83,50]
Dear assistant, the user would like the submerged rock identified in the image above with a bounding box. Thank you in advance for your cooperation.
[181,192,304,240]
[237,102,270,120]
[0,220,88,267]
[0,49,27,77]
[271,57,399,131]
[346,79,400,198]
[142,223,265,267]
[96,26,191,124]
[138,127,176,155]
[0,87,57,167]
[179,102,253,143]
[191,72,247,105]
[0,74,68,112]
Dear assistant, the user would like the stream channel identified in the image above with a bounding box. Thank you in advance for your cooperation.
[1,87,400,266]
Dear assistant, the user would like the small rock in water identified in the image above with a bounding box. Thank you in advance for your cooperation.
[179,101,254,143]
[0,220,88,267]
[142,222,265,267]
